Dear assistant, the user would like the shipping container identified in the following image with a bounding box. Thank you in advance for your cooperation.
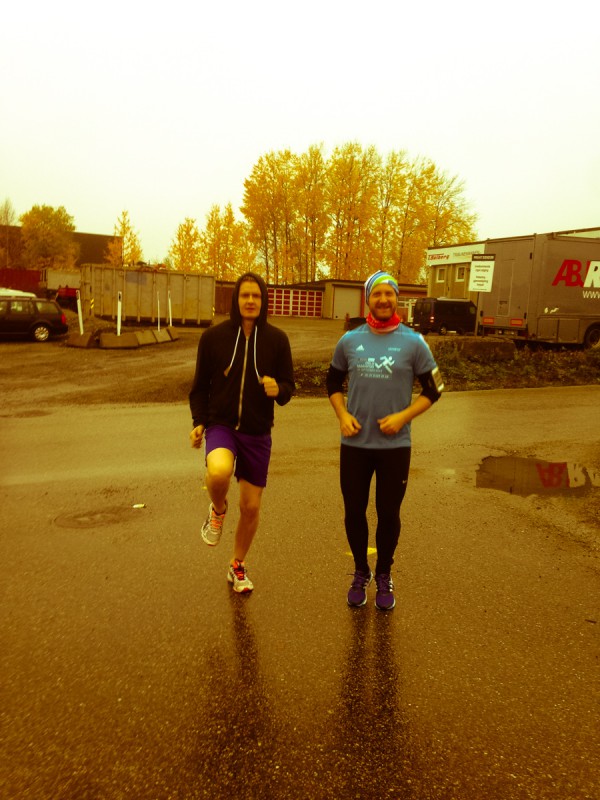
[79,265,214,326]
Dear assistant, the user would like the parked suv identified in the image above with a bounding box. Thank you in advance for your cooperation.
[412,297,476,335]
[0,295,69,342]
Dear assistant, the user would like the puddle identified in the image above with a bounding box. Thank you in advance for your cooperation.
[476,456,600,497]
[54,505,144,529]
[1,410,52,419]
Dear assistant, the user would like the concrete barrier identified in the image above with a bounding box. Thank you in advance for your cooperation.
[67,332,95,348]
[99,332,140,349]
[135,330,157,346]
[167,326,179,341]
[153,329,172,344]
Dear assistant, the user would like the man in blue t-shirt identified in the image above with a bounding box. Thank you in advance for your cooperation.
[326,270,444,610]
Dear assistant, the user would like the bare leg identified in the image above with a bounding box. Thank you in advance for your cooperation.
[233,479,263,562]
[205,448,234,514]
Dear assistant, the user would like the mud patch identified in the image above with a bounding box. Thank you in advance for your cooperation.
[55,505,144,528]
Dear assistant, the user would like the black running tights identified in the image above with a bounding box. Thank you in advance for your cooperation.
[340,444,411,575]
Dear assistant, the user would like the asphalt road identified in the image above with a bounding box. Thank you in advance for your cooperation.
[1,387,599,799]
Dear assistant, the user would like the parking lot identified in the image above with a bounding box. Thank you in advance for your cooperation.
[1,328,599,799]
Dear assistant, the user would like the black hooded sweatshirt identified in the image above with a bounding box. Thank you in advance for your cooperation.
[189,273,295,435]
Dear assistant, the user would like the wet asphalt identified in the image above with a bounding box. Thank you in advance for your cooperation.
[1,387,599,799]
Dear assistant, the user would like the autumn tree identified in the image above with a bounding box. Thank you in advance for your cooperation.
[168,218,202,272]
[200,204,257,281]
[373,150,409,273]
[239,142,477,284]
[294,144,328,282]
[0,198,19,268]
[388,159,477,282]
[323,143,381,280]
[105,210,143,268]
[388,157,431,283]
[425,169,477,248]
[19,205,79,271]
[227,215,258,277]
[241,150,299,284]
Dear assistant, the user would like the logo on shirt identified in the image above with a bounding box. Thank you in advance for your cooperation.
[373,356,395,374]
[357,355,396,378]
[356,344,365,351]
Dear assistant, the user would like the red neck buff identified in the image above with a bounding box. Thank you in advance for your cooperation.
[366,311,401,332]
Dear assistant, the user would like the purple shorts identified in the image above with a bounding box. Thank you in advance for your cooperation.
[205,425,272,488]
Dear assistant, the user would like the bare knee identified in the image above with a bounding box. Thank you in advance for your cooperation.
[239,496,261,522]
[207,464,231,486]
[206,450,234,490]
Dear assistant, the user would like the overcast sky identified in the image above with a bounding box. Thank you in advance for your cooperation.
[2,0,599,263]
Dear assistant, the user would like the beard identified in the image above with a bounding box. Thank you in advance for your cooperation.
[370,304,396,321]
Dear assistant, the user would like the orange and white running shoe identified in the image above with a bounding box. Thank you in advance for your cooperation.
[200,502,227,546]
[227,559,254,593]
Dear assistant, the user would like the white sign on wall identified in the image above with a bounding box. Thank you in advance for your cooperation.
[469,254,495,292]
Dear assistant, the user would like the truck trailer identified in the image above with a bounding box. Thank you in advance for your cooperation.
[477,230,600,348]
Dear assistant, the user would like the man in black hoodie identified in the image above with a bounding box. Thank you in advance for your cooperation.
[189,272,295,592]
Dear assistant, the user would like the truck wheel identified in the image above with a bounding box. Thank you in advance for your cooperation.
[31,323,50,342]
[583,325,600,349]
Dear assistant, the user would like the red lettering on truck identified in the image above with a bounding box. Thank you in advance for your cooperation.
[551,259,600,288]
[552,260,585,287]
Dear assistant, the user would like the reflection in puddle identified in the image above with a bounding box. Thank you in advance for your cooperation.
[477,456,600,497]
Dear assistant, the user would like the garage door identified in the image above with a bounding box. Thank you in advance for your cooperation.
[268,288,322,317]
[332,286,363,319]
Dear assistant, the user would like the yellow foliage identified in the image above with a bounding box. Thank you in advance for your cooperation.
[238,143,477,284]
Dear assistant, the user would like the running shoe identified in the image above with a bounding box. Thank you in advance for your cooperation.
[227,559,254,593]
[200,501,227,546]
[375,573,395,611]
[347,570,373,607]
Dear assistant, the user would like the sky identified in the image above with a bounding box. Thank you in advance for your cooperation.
[2,0,599,263]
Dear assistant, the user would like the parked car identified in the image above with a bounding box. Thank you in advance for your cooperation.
[412,297,477,335]
[0,296,69,342]
[0,287,36,297]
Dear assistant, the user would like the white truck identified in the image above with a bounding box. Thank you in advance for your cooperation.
[477,230,600,348]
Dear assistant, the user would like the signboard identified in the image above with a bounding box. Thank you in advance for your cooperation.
[427,242,485,266]
[469,254,495,292]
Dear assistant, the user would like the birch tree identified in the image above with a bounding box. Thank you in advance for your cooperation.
[239,142,478,283]
[294,144,328,282]
[241,150,298,284]
[105,211,143,267]
[201,204,257,280]
[324,143,380,280]
[168,218,202,272]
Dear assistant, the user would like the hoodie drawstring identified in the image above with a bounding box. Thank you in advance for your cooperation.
[253,328,262,382]
[223,328,241,377]
[224,326,262,382]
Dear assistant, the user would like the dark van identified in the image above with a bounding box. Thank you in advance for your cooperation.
[412,297,476,335]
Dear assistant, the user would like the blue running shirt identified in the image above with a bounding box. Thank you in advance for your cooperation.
[331,323,437,449]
